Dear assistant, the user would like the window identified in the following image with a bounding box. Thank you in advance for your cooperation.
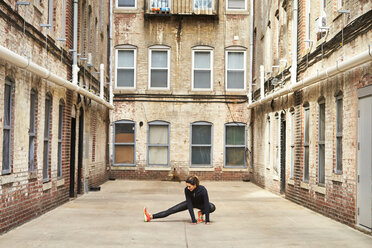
[149,47,170,89]
[227,0,246,10]
[2,78,13,175]
[266,116,271,169]
[335,93,343,174]
[318,100,325,184]
[303,104,310,182]
[191,122,212,167]
[150,0,169,9]
[114,121,135,166]
[225,123,246,167]
[117,0,136,8]
[43,93,52,182]
[148,121,169,166]
[226,50,246,90]
[192,48,213,90]
[194,0,212,10]
[29,89,37,172]
[116,47,136,88]
[57,100,64,179]
[290,110,295,178]
[274,114,279,175]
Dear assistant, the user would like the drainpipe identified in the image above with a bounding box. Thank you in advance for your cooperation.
[100,63,104,99]
[109,0,113,105]
[0,44,114,109]
[72,0,79,85]
[247,46,372,109]
[248,0,254,104]
[291,0,298,85]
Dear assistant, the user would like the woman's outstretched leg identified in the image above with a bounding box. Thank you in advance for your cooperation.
[144,201,188,221]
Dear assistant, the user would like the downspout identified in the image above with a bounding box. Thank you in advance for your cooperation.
[100,63,104,99]
[72,0,79,85]
[260,65,265,99]
[109,0,113,105]
[291,0,298,85]
[248,0,254,104]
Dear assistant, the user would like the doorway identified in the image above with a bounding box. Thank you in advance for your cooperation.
[69,117,76,197]
[357,85,372,230]
[280,112,286,194]
[77,107,84,194]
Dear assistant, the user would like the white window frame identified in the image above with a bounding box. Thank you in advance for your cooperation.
[2,78,13,175]
[43,93,52,182]
[115,45,137,89]
[113,120,136,166]
[147,121,170,167]
[274,114,279,176]
[266,116,271,169]
[149,46,170,90]
[29,89,37,172]
[57,100,64,179]
[192,47,213,91]
[190,122,213,167]
[226,0,247,11]
[116,0,137,9]
[225,48,246,91]
[224,122,247,168]
[194,0,213,10]
[303,105,310,183]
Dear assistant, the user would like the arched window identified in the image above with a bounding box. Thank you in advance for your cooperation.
[289,108,295,178]
[2,77,14,175]
[43,93,52,182]
[303,102,310,182]
[115,45,137,89]
[147,121,170,166]
[318,97,326,184]
[57,99,65,179]
[113,120,136,166]
[335,91,343,174]
[29,89,38,172]
[225,122,246,167]
[191,122,213,167]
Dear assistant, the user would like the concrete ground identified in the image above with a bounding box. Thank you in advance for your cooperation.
[0,180,371,248]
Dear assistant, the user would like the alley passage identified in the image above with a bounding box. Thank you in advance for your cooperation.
[0,180,371,248]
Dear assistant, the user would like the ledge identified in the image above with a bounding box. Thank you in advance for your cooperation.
[190,167,215,172]
[56,178,65,187]
[331,173,343,183]
[314,185,326,195]
[222,167,248,172]
[0,174,15,185]
[111,166,137,171]
[113,8,141,14]
[145,167,172,171]
[287,178,295,185]
[300,181,309,190]
[28,171,37,180]
[43,181,52,191]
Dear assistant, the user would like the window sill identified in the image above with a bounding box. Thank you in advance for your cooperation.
[57,178,65,187]
[300,181,309,190]
[314,185,326,195]
[113,8,140,14]
[1,174,15,185]
[145,166,171,171]
[225,10,249,16]
[111,166,137,171]
[190,167,214,172]
[287,178,294,185]
[331,173,343,183]
[43,181,52,191]
[222,167,248,172]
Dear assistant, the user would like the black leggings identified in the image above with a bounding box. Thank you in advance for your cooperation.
[152,201,216,219]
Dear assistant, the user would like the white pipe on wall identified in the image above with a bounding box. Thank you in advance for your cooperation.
[109,0,113,106]
[100,63,104,99]
[0,44,114,109]
[291,0,298,85]
[248,0,254,104]
[248,47,372,109]
[260,65,265,99]
[72,0,79,85]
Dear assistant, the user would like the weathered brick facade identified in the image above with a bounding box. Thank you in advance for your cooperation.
[0,0,111,233]
[251,0,372,233]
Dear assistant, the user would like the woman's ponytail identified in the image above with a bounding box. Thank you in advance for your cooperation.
[186,175,200,186]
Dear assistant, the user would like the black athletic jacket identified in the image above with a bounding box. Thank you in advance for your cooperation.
[184,185,210,223]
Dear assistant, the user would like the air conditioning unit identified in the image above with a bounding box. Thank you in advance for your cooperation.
[87,53,93,66]
[316,13,327,33]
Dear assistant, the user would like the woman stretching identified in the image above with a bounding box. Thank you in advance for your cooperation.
[144,176,216,224]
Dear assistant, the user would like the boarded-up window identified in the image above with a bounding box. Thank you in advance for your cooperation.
[225,123,246,167]
[148,122,169,166]
[114,121,135,165]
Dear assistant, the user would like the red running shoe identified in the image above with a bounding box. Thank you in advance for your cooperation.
[197,211,204,223]
[144,207,151,222]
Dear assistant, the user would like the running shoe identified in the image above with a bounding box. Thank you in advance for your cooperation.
[197,211,204,223]
[144,207,151,222]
